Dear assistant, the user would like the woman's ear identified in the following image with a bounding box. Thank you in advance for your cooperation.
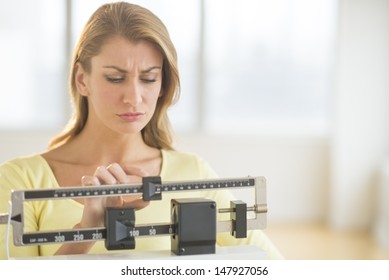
[74,62,89,97]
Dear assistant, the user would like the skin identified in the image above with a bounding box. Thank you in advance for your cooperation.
[41,36,164,254]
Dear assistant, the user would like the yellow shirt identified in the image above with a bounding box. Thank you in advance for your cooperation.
[0,150,283,259]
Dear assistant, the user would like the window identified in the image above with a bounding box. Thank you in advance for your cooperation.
[1,0,337,136]
[0,0,66,129]
[203,0,337,134]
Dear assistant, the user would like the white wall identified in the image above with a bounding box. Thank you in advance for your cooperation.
[330,0,389,230]
[0,130,55,162]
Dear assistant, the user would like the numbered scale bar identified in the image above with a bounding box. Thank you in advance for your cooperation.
[21,177,256,200]
[22,224,175,245]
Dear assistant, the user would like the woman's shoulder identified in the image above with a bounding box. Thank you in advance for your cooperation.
[162,149,201,161]
[161,149,218,180]
[161,149,212,167]
[0,154,56,189]
[0,154,46,171]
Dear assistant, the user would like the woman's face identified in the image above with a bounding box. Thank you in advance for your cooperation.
[77,36,163,135]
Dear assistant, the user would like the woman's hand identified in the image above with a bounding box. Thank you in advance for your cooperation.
[79,163,150,228]
[55,164,150,256]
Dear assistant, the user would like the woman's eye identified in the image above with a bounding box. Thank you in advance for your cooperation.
[106,76,124,83]
[141,78,157,83]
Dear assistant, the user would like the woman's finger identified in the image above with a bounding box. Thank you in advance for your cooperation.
[122,196,150,210]
[107,163,129,183]
[94,165,117,185]
[124,166,149,177]
[109,164,149,184]
[81,175,100,186]
[106,196,124,208]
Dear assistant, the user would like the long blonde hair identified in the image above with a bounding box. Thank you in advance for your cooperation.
[49,2,180,150]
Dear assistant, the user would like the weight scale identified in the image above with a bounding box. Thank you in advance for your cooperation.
[1,176,267,256]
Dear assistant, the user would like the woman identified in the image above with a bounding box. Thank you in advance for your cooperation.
[0,2,282,259]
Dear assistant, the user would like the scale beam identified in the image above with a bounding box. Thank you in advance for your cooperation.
[2,176,267,253]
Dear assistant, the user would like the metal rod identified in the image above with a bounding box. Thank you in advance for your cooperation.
[0,213,9,224]
[218,205,268,214]
[218,206,256,213]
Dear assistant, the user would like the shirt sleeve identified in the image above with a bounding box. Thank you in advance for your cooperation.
[0,160,40,259]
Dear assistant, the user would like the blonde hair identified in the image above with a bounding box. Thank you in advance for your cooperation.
[49,2,180,150]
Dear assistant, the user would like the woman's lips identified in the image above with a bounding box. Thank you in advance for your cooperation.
[117,112,145,122]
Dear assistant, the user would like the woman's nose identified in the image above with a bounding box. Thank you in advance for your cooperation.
[122,81,142,106]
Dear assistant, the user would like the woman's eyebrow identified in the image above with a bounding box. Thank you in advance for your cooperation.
[103,65,128,73]
[141,66,162,73]
[102,65,161,73]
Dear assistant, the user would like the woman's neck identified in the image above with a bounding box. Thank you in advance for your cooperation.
[73,128,154,164]
[42,122,162,187]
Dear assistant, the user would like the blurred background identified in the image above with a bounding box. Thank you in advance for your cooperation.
[1,0,389,259]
